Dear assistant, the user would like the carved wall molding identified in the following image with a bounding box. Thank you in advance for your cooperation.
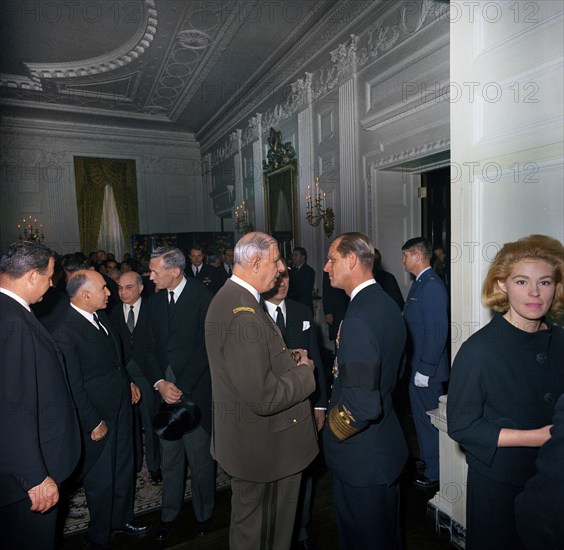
[368,138,450,170]
[199,0,378,150]
[242,113,262,148]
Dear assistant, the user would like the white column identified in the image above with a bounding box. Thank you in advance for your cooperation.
[298,106,315,268]
[339,76,359,232]
[253,139,265,231]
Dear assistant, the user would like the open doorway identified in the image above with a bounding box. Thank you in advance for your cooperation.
[421,166,450,288]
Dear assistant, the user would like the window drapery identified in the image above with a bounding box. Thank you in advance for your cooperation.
[74,156,139,256]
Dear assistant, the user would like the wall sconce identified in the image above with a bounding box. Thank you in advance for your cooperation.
[234,202,254,234]
[18,215,45,242]
[305,177,335,237]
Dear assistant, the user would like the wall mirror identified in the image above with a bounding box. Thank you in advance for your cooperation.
[263,128,298,257]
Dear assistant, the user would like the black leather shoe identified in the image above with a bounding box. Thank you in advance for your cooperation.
[155,521,173,542]
[113,521,149,536]
[149,469,163,484]
[413,474,439,489]
[196,518,213,537]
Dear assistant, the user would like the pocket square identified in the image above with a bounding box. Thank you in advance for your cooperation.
[302,321,310,331]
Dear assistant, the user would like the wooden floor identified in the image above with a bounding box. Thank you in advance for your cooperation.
[60,360,457,550]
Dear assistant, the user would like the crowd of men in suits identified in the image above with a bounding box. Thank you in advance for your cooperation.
[1,233,454,550]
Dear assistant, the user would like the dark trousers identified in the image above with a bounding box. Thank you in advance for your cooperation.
[332,476,402,550]
[82,394,135,545]
[409,380,443,480]
[230,472,302,550]
[466,467,525,550]
[126,359,161,472]
[0,498,58,550]
[160,366,215,524]
[160,424,216,523]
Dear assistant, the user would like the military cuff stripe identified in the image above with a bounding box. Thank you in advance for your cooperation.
[328,405,359,441]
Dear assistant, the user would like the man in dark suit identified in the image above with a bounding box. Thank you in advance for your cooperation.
[402,237,449,488]
[322,270,349,345]
[373,248,405,311]
[0,242,80,550]
[323,232,408,549]
[111,271,162,484]
[217,246,234,287]
[205,232,319,550]
[186,245,222,294]
[262,263,326,549]
[288,246,316,312]
[148,247,216,542]
[52,269,148,548]
[515,393,564,549]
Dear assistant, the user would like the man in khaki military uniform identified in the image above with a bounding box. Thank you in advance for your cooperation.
[205,232,318,550]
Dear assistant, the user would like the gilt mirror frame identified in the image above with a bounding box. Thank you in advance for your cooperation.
[262,128,298,255]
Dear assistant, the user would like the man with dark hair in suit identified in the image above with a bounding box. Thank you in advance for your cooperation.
[205,232,318,550]
[323,232,408,549]
[373,248,405,311]
[111,271,162,484]
[262,262,326,549]
[402,236,449,488]
[0,242,80,550]
[52,269,148,548]
[148,247,216,542]
[288,246,316,312]
[186,245,222,294]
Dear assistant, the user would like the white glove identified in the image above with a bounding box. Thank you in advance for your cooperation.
[414,371,429,388]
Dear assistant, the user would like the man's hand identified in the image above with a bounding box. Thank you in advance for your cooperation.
[91,420,108,441]
[314,409,326,431]
[28,476,59,513]
[292,349,314,370]
[130,382,141,404]
[156,380,183,404]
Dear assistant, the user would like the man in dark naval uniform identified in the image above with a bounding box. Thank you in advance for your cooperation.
[323,232,408,549]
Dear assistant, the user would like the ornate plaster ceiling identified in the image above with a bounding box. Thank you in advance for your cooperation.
[0,0,356,144]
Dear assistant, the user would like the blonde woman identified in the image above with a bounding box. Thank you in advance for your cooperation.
[447,234,564,550]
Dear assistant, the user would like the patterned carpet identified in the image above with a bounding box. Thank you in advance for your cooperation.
[63,466,231,536]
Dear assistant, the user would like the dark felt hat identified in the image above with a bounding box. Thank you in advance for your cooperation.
[153,397,201,440]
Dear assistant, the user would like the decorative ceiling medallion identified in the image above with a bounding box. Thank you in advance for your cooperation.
[23,0,157,90]
[177,29,212,50]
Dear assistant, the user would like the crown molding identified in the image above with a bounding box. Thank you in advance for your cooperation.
[0,116,198,147]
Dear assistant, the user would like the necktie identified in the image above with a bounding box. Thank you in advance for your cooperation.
[126,305,135,333]
[93,313,107,335]
[168,290,175,319]
[195,267,199,277]
[275,306,286,337]
[228,266,232,276]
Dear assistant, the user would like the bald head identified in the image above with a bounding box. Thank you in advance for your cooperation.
[67,269,110,313]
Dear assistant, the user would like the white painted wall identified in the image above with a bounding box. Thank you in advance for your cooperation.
[0,118,206,255]
[446,0,564,529]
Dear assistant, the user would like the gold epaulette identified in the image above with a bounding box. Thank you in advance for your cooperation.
[328,404,359,441]
[233,306,255,315]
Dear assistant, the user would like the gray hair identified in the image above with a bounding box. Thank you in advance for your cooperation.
[234,232,276,266]
[150,246,186,272]
[66,271,90,298]
[120,271,143,286]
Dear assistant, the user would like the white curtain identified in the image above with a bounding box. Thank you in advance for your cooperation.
[97,182,126,261]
